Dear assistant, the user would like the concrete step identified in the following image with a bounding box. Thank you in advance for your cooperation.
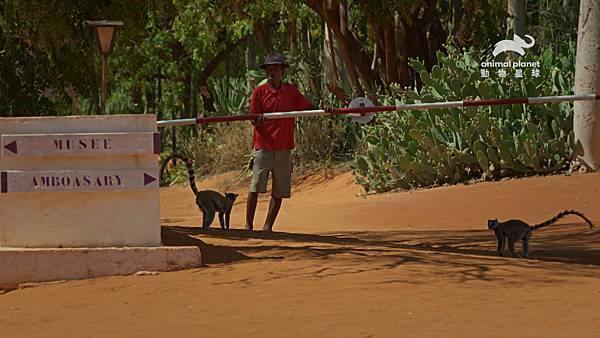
[0,246,201,290]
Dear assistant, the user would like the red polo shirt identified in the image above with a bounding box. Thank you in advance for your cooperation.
[249,82,312,150]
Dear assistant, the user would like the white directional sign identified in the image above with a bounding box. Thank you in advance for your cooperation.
[1,132,160,157]
[0,169,158,193]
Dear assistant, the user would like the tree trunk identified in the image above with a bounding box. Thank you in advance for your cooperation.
[395,12,411,87]
[198,38,246,84]
[507,0,526,37]
[172,98,177,155]
[90,84,100,114]
[574,0,600,170]
[421,0,444,68]
[371,40,378,70]
[253,21,271,48]
[156,77,162,120]
[196,37,246,113]
[64,86,78,114]
[305,0,377,97]
[368,20,384,72]
[338,0,374,96]
[191,67,197,118]
[324,24,339,85]
[285,18,296,54]
[306,0,443,96]
[335,35,363,95]
[383,23,398,85]
[325,24,351,105]
[146,82,156,115]
[246,34,257,91]
[301,21,311,52]
[451,0,463,35]
[334,0,364,95]
[182,72,191,118]
[245,35,256,69]
[132,85,143,114]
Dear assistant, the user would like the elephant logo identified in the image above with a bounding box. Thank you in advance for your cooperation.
[492,34,535,57]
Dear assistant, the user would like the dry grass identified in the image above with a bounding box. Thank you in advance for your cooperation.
[186,122,254,176]
[162,117,356,185]
[294,116,353,168]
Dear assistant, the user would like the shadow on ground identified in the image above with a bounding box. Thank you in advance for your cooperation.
[161,227,250,265]
[163,223,600,267]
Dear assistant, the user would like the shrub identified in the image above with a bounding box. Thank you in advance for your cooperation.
[354,42,577,193]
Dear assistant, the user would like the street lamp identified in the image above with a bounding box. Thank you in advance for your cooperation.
[86,20,123,114]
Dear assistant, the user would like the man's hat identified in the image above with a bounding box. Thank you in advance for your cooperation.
[259,52,289,69]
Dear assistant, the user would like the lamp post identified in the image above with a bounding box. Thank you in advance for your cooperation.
[86,20,123,114]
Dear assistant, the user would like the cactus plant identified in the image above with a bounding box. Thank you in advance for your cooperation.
[354,41,576,193]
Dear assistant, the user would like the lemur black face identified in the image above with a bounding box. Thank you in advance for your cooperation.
[226,193,238,202]
[488,219,499,229]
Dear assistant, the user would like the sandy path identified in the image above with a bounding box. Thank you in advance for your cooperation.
[2,170,600,337]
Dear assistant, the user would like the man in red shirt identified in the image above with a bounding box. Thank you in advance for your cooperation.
[245,52,315,232]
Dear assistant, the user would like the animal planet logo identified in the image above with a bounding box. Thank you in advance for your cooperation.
[480,34,540,78]
[492,34,535,57]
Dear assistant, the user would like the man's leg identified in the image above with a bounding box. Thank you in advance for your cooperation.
[246,149,272,231]
[245,192,259,230]
[263,196,282,231]
[265,150,292,232]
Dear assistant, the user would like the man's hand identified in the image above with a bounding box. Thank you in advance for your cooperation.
[251,115,265,126]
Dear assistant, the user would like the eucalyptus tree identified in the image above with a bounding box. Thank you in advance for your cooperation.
[574,0,600,170]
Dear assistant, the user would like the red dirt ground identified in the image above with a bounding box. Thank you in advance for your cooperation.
[2,169,600,337]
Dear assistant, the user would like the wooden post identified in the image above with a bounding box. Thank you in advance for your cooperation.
[101,55,109,114]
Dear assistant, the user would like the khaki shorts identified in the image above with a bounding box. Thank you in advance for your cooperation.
[249,149,293,198]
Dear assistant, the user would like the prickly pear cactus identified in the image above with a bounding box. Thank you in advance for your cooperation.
[354,42,576,193]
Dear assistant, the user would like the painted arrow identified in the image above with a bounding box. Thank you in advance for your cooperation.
[3,140,17,154]
[144,173,157,185]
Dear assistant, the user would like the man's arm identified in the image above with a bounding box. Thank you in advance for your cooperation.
[249,87,265,126]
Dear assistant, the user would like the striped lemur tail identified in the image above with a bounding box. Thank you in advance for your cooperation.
[159,154,199,196]
[531,210,594,230]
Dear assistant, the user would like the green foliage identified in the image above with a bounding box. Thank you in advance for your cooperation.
[354,41,577,193]
[0,0,149,116]
[172,0,251,64]
[295,114,357,167]
[0,0,588,185]
[209,76,250,116]
[528,0,580,49]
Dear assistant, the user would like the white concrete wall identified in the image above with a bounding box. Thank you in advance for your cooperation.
[0,115,161,247]
[0,246,202,288]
